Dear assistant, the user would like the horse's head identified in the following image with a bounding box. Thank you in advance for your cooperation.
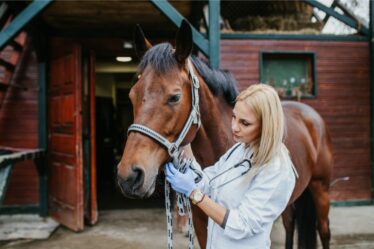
[117,20,199,198]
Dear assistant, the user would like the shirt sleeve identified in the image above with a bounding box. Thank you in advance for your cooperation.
[223,162,295,240]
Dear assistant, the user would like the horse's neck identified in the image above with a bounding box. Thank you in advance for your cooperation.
[191,84,234,168]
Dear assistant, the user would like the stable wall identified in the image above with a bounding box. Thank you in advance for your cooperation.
[0,41,39,205]
[0,38,371,206]
[220,39,370,201]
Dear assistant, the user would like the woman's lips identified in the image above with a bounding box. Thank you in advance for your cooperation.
[233,134,240,140]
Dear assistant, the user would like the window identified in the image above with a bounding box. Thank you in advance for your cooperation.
[260,52,316,98]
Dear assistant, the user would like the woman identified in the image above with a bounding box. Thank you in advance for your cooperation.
[165,84,297,249]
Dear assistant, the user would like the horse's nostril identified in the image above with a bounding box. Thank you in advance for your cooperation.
[132,166,144,190]
[117,166,145,195]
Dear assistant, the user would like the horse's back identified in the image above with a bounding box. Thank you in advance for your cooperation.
[281,101,333,201]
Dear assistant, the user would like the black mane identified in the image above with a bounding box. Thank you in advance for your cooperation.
[138,43,239,105]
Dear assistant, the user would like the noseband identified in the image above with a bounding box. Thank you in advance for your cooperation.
[127,58,201,156]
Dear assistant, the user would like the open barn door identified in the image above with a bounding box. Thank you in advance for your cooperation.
[48,38,84,231]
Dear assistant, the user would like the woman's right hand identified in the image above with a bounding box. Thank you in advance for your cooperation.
[165,162,198,197]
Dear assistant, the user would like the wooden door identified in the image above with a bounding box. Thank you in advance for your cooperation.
[48,38,84,231]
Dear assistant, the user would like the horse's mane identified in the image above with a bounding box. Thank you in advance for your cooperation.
[138,43,239,105]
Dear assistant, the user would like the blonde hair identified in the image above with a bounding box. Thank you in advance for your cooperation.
[236,84,284,166]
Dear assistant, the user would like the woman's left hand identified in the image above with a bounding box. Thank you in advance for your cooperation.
[165,162,197,197]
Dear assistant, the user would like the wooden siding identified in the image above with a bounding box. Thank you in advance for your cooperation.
[0,41,39,205]
[220,39,370,201]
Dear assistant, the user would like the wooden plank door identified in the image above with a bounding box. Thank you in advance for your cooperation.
[48,38,84,231]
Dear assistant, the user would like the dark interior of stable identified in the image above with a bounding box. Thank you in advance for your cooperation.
[93,46,165,210]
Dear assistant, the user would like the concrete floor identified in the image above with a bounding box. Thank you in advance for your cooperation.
[1,206,374,249]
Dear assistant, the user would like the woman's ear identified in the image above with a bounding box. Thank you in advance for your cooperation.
[175,19,193,63]
[133,24,152,59]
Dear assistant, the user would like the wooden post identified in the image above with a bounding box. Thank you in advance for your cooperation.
[208,0,220,69]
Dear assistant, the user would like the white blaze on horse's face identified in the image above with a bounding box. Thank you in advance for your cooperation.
[117,65,192,198]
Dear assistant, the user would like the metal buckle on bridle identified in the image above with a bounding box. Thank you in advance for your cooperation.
[168,144,178,157]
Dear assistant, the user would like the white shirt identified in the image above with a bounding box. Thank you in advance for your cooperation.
[196,143,296,249]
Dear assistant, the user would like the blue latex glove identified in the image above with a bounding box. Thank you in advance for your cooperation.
[165,162,197,197]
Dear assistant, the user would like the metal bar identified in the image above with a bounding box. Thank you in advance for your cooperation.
[370,0,374,205]
[0,149,44,169]
[305,0,369,36]
[208,0,220,69]
[0,164,13,205]
[150,0,209,57]
[0,0,53,50]
[322,0,338,24]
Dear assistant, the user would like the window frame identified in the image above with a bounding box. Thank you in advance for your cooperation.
[259,50,317,99]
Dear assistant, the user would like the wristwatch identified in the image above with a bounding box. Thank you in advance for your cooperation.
[190,189,205,205]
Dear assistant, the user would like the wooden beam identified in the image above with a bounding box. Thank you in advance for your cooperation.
[208,0,220,69]
[305,0,369,36]
[149,0,209,57]
[0,0,53,50]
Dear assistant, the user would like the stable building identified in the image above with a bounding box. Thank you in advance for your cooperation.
[0,0,372,231]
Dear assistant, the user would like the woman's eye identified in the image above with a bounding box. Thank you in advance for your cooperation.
[168,94,181,104]
[241,121,250,126]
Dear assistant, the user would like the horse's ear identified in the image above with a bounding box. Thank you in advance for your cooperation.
[175,19,193,63]
[133,24,152,59]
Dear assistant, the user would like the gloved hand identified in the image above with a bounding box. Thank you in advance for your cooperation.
[165,162,197,197]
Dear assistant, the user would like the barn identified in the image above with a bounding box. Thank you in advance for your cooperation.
[0,0,372,232]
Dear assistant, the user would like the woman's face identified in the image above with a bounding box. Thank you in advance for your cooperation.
[231,100,261,144]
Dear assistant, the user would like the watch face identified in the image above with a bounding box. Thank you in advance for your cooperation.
[193,190,204,203]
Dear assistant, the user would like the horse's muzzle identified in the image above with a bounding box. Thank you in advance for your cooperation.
[117,166,145,198]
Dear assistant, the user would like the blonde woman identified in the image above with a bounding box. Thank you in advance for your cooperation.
[165,84,297,249]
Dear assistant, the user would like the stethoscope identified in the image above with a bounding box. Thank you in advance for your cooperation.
[209,156,253,189]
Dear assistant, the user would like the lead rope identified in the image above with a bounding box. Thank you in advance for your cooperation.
[165,182,194,249]
[165,152,195,249]
[165,150,197,249]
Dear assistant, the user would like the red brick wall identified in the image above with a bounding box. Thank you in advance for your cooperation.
[220,39,370,201]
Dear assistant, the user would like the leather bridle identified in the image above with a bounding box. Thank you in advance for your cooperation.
[127,58,201,157]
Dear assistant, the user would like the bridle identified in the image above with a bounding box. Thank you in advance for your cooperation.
[127,58,201,249]
[127,58,201,156]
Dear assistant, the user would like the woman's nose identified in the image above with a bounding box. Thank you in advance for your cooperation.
[232,121,240,133]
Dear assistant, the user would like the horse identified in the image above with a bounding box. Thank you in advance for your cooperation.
[117,20,333,249]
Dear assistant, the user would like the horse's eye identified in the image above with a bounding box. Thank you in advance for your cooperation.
[168,94,181,104]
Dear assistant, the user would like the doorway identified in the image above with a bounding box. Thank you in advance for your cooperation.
[94,53,165,210]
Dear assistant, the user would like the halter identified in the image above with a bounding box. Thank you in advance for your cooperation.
[127,58,201,249]
[127,58,201,157]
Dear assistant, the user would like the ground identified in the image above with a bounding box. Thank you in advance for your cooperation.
[1,206,374,249]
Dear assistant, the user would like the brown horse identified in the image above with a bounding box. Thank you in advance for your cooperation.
[117,20,333,249]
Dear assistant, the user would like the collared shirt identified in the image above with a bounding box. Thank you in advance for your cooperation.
[196,143,296,249]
